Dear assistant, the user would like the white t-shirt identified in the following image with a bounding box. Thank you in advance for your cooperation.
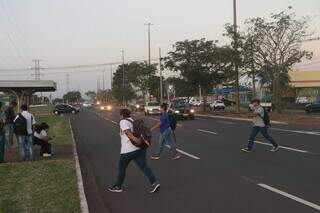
[119,118,140,154]
[34,129,47,140]
[14,111,36,135]
[252,106,265,127]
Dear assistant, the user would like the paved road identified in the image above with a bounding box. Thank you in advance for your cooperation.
[71,109,320,213]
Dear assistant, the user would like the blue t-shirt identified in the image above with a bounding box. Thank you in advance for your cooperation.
[160,112,170,133]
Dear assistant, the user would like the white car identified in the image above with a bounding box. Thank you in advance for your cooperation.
[144,102,161,116]
[209,100,225,110]
[82,102,93,108]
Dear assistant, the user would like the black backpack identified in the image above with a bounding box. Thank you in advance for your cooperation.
[262,108,271,126]
[125,119,152,149]
[14,113,28,135]
[168,113,177,131]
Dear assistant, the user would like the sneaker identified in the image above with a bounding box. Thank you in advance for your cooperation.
[150,183,160,193]
[108,186,123,193]
[270,145,280,152]
[150,155,160,160]
[43,153,52,157]
[171,154,181,160]
[241,148,252,153]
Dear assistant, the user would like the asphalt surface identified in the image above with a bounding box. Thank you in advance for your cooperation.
[71,108,320,213]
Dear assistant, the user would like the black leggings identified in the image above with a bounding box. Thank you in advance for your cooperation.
[33,137,52,154]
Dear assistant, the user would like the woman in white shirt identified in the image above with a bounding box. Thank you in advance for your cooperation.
[34,122,53,157]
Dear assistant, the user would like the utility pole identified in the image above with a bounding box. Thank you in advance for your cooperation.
[159,47,163,104]
[250,38,256,98]
[31,59,43,80]
[145,22,153,101]
[233,0,240,113]
[102,70,105,91]
[110,64,113,90]
[199,85,202,102]
[66,73,70,92]
[121,50,125,106]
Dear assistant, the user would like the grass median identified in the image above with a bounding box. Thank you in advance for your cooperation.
[0,111,81,213]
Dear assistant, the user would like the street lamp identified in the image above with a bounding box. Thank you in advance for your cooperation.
[145,22,153,101]
[121,50,125,107]
[233,0,240,113]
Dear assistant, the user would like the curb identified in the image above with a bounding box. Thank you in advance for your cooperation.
[195,114,288,125]
[69,119,90,213]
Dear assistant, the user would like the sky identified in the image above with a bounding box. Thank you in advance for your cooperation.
[0,0,319,98]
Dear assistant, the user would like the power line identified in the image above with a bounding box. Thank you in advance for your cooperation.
[0,5,27,66]
[0,57,159,72]
[0,0,30,64]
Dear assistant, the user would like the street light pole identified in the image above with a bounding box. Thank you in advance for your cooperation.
[145,22,153,101]
[233,0,240,113]
[121,50,125,107]
[159,47,163,103]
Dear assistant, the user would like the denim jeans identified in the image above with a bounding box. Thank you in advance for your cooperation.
[247,126,278,150]
[17,134,35,161]
[0,132,5,162]
[6,123,15,148]
[155,127,177,156]
[115,149,156,188]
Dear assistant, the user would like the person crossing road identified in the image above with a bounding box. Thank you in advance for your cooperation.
[241,99,279,153]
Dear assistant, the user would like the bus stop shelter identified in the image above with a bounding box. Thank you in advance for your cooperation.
[0,80,57,108]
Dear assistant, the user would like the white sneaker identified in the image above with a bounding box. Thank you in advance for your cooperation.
[43,153,52,157]
[270,146,280,152]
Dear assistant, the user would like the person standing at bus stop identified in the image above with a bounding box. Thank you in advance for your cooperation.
[5,101,17,149]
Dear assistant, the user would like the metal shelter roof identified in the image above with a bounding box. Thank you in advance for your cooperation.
[0,80,56,93]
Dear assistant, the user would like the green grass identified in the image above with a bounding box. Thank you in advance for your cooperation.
[29,105,54,115]
[0,160,81,213]
[0,114,81,213]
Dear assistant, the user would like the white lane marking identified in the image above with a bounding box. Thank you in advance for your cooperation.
[270,128,320,136]
[197,129,218,135]
[258,183,320,211]
[196,114,288,124]
[151,118,159,121]
[111,120,118,124]
[69,119,90,213]
[255,141,309,154]
[218,121,236,125]
[165,145,200,160]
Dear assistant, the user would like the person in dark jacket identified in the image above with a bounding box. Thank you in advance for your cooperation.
[5,101,17,148]
[0,101,6,163]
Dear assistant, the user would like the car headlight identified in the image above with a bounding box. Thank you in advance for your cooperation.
[175,110,180,114]
[136,104,140,108]
[97,101,101,105]
[100,106,104,110]
[107,105,112,110]
[190,109,194,113]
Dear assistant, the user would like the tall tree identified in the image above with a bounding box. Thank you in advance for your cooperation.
[164,39,232,111]
[112,64,136,104]
[244,7,312,113]
[63,91,81,103]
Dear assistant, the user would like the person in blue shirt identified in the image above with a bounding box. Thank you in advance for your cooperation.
[150,103,181,160]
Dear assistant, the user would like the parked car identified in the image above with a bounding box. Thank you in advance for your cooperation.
[53,104,80,115]
[144,101,161,116]
[221,98,236,106]
[168,101,195,120]
[305,101,320,114]
[209,100,226,110]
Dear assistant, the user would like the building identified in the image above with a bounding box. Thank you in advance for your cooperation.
[289,70,320,102]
